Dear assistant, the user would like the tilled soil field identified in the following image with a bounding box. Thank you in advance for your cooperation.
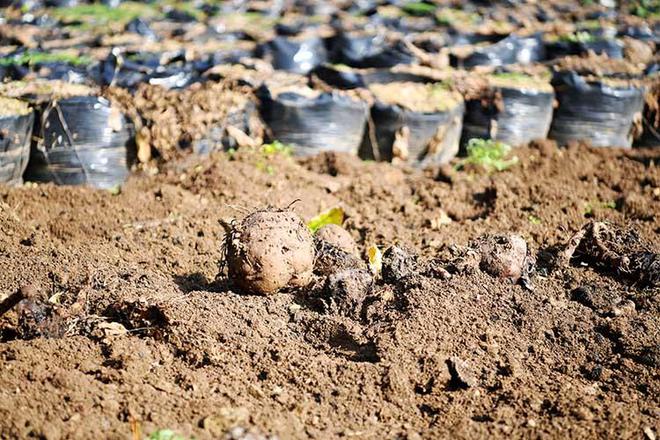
[1,0,660,438]
[0,143,658,439]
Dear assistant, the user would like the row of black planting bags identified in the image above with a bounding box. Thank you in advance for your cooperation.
[0,62,657,190]
[1,24,658,88]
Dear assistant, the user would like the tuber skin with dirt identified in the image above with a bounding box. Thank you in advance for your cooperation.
[315,224,359,256]
[222,209,315,295]
[314,238,366,277]
[472,234,530,283]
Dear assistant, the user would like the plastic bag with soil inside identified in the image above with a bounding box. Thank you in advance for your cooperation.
[545,38,624,60]
[312,65,429,90]
[548,71,645,148]
[25,95,134,189]
[452,34,545,69]
[461,73,555,147]
[0,97,33,185]
[258,84,368,156]
[360,82,465,167]
[101,50,197,90]
[257,35,328,74]
[329,32,415,68]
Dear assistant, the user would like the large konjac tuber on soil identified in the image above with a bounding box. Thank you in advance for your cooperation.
[223,209,315,295]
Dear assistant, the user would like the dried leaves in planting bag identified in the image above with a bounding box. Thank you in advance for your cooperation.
[26,96,135,189]
[549,71,646,148]
[0,97,33,185]
[461,74,555,147]
[453,34,545,68]
[257,36,328,74]
[636,77,660,147]
[258,85,368,156]
[329,33,415,68]
[360,82,465,167]
[193,100,263,155]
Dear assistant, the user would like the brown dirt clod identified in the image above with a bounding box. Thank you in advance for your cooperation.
[322,268,374,320]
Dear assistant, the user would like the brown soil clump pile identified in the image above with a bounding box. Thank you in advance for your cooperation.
[0,144,658,439]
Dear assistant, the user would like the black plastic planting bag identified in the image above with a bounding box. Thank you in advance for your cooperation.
[447,32,507,46]
[453,34,545,68]
[257,36,328,74]
[462,87,554,147]
[360,101,465,167]
[312,65,427,90]
[0,111,33,185]
[101,50,197,90]
[25,96,135,189]
[549,72,645,148]
[258,88,368,156]
[545,39,623,60]
[329,34,415,68]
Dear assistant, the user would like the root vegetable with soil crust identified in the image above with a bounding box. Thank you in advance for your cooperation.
[314,238,365,277]
[222,209,315,295]
[315,224,359,256]
[471,233,535,288]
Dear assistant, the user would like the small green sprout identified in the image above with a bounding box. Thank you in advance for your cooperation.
[557,31,596,43]
[261,140,293,157]
[108,185,122,196]
[0,51,92,67]
[255,161,275,175]
[402,1,436,16]
[253,141,294,174]
[458,138,519,173]
[51,2,161,26]
[528,215,542,225]
[307,207,344,233]
[148,429,188,440]
[582,200,616,217]
[631,0,660,18]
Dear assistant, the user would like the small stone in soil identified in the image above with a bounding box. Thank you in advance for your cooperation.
[447,356,476,389]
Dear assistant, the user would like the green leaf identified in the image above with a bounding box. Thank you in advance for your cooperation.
[307,207,344,233]
[402,1,436,16]
[458,138,519,173]
[261,140,293,157]
[149,429,188,440]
